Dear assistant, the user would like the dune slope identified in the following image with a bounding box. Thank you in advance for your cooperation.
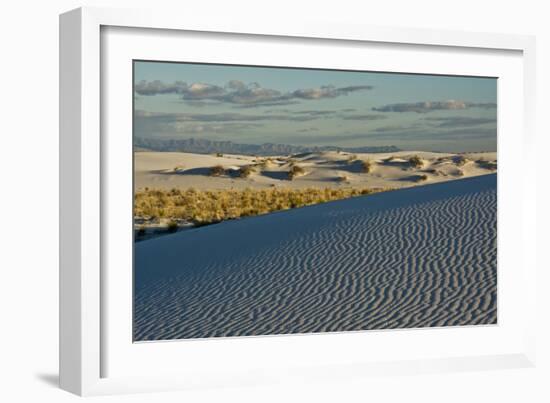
[134,174,497,341]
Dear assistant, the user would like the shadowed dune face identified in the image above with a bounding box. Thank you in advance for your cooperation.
[134,174,497,341]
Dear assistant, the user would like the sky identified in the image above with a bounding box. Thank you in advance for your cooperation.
[134,61,497,152]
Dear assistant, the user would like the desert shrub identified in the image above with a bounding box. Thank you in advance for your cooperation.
[239,165,255,178]
[167,220,178,233]
[216,152,224,157]
[360,159,373,173]
[409,155,424,168]
[134,186,391,227]
[337,174,349,183]
[255,158,272,168]
[209,165,225,177]
[415,174,429,182]
[477,159,497,171]
[288,165,305,180]
[455,155,469,166]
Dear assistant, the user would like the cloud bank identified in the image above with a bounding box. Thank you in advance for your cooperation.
[424,116,496,128]
[134,80,373,107]
[372,100,497,113]
[341,113,387,121]
[135,109,319,123]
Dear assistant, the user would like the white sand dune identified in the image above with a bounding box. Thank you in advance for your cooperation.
[134,150,497,191]
[134,174,497,341]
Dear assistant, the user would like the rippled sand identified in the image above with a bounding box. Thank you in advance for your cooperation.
[134,174,497,341]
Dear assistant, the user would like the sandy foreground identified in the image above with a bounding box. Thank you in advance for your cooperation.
[134,150,497,191]
[134,174,497,341]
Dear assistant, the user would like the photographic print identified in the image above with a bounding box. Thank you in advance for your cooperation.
[133,61,497,341]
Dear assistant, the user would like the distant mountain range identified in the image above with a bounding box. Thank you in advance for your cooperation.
[134,138,401,156]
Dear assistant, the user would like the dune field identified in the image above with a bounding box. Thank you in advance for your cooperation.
[134,150,497,238]
[135,150,497,191]
[134,174,497,341]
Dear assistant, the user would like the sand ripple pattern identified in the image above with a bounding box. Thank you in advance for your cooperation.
[134,174,497,341]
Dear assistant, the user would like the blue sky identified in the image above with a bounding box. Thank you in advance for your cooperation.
[134,61,497,152]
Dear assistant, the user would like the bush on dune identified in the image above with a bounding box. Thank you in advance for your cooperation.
[337,174,349,183]
[476,159,497,171]
[167,220,178,233]
[238,165,255,178]
[455,155,470,166]
[288,165,305,180]
[136,226,146,238]
[360,159,373,173]
[409,155,424,168]
[134,186,391,227]
[405,174,429,183]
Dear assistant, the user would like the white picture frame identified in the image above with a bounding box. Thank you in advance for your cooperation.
[59,6,537,396]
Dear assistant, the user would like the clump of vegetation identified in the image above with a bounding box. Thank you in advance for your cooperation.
[134,186,392,227]
[167,220,178,233]
[255,157,273,169]
[360,159,373,173]
[455,155,469,166]
[415,174,429,182]
[409,155,424,168]
[288,165,305,180]
[209,165,226,177]
[136,226,146,238]
[337,174,349,183]
[477,159,497,171]
[238,165,255,178]
[434,156,452,165]
[215,152,224,157]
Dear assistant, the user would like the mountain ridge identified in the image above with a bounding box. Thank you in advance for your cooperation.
[134,137,401,155]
